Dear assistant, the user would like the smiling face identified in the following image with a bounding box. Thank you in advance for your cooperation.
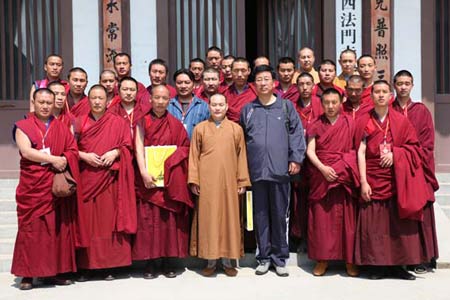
[209,94,228,122]
[175,73,194,98]
[68,71,88,96]
[48,84,66,110]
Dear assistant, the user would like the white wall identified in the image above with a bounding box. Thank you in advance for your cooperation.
[393,0,422,101]
[130,0,158,87]
[72,0,100,90]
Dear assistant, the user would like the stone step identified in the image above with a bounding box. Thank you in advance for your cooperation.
[440,205,450,220]
[436,195,450,206]
[0,224,17,239]
[0,187,15,200]
[0,239,14,256]
[0,254,12,273]
[0,199,16,212]
[0,179,19,188]
[0,212,17,225]
[436,183,450,195]
[436,173,450,183]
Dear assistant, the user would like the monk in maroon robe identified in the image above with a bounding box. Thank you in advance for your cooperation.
[48,81,74,130]
[195,68,220,102]
[223,58,257,122]
[146,58,177,98]
[219,55,235,93]
[355,80,432,280]
[12,88,80,290]
[311,60,345,99]
[133,85,192,279]
[392,70,439,273]
[274,57,299,102]
[357,55,377,105]
[342,75,372,120]
[306,88,360,277]
[75,85,136,280]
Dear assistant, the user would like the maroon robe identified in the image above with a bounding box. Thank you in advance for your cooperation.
[75,112,136,269]
[354,109,432,266]
[291,95,323,132]
[34,78,70,95]
[194,86,212,103]
[223,83,258,122]
[132,111,192,260]
[273,82,299,102]
[306,114,359,263]
[360,86,372,105]
[218,81,232,93]
[12,115,80,277]
[342,100,373,120]
[70,96,90,118]
[392,99,439,260]
[146,84,177,99]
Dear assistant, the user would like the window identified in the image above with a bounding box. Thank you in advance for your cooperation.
[436,0,449,94]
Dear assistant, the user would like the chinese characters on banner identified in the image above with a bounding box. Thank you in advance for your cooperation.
[371,0,391,81]
[335,0,362,75]
[103,0,122,69]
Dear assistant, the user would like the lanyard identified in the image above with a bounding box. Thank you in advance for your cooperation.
[35,119,53,148]
[371,115,389,144]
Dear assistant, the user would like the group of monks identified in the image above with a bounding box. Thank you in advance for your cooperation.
[12,45,438,290]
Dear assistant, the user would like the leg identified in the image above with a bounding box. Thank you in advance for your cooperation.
[269,182,290,268]
[252,181,271,264]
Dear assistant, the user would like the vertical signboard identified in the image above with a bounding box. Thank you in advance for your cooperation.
[371,0,391,81]
[103,0,123,70]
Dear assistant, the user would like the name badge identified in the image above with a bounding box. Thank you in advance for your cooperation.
[379,143,392,155]
[40,147,51,165]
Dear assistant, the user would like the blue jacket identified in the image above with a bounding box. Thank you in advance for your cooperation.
[167,95,210,139]
[240,96,306,183]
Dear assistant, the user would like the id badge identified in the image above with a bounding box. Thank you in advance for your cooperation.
[379,143,391,155]
[40,147,51,165]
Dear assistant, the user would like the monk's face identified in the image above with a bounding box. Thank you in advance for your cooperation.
[297,76,314,99]
[68,71,88,96]
[346,80,364,104]
[100,72,117,94]
[339,52,356,76]
[322,93,341,119]
[44,56,63,79]
[319,63,336,85]
[119,80,138,104]
[49,84,66,110]
[232,61,250,87]
[394,75,414,99]
[277,62,295,85]
[33,92,55,121]
[254,71,274,96]
[371,83,391,107]
[89,88,107,115]
[357,57,376,82]
[151,86,170,116]
[189,62,204,82]
[209,94,228,122]
[221,58,234,80]
[149,64,167,85]
[254,57,270,69]
[298,48,315,72]
[206,50,222,70]
[175,73,194,98]
[202,71,220,94]
[114,56,131,78]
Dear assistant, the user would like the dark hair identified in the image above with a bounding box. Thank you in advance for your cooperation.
[253,65,275,79]
[371,79,391,93]
[44,54,63,64]
[232,57,250,69]
[206,46,224,57]
[393,70,414,84]
[118,76,138,90]
[113,52,132,65]
[173,68,194,82]
[148,58,168,73]
[277,57,295,69]
[67,67,88,79]
[88,84,107,97]
[189,58,205,68]
[296,72,314,85]
[318,59,337,72]
[99,69,117,80]
[47,81,65,91]
[357,54,375,66]
[33,88,55,101]
[223,54,235,61]
[339,49,357,59]
[321,88,343,102]
[202,67,220,79]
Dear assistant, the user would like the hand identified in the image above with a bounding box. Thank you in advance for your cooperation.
[51,156,67,172]
[142,173,157,189]
[101,149,118,167]
[361,181,372,202]
[288,162,301,175]
[238,187,246,195]
[380,152,393,168]
[190,184,200,196]
[320,165,338,182]
[83,152,103,168]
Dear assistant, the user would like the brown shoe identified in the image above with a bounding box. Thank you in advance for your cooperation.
[223,266,238,277]
[201,266,216,277]
[346,263,359,277]
[19,277,33,290]
[312,261,328,276]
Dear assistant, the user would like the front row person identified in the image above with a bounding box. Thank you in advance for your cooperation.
[306,88,360,277]
[188,94,251,277]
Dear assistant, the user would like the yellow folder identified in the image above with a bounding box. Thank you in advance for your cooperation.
[246,191,253,231]
[145,145,177,187]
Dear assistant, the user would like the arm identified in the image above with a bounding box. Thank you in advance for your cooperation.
[29,85,36,112]
[287,101,305,165]
[79,151,103,168]
[357,139,372,202]
[306,136,337,182]
[135,124,156,189]
[15,127,66,171]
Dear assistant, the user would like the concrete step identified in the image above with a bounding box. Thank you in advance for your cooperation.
[0,254,12,274]
[0,199,16,212]
[436,183,450,195]
[440,205,450,220]
[0,239,14,256]
[436,195,450,206]
[0,212,17,225]
[436,173,450,183]
[0,187,15,200]
[0,179,19,188]
[0,224,17,239]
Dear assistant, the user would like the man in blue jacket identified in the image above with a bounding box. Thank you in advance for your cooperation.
[167,69,210,138]
[240,65,306,277]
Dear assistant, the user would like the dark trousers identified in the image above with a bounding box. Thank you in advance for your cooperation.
[252,180,290,267]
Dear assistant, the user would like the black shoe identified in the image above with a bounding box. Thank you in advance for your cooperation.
[143,261,158,279]
[104,274,115,281]
[368,266,386,280]
[162,259,177,278]
[413,264,428,274]
[42,277,73,285]
[75,271,90,282]
[390,266,416,280]
[19,277,33,290]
